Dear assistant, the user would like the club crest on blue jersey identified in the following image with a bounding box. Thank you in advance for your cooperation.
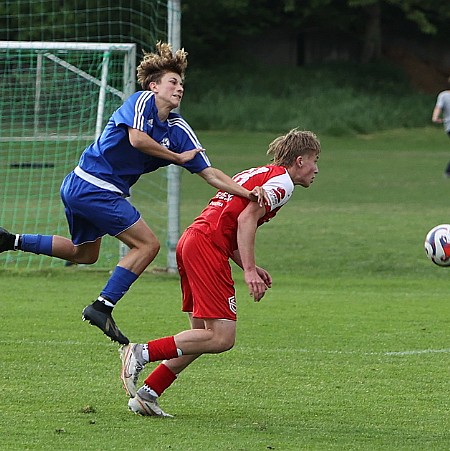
[160,137,170,148]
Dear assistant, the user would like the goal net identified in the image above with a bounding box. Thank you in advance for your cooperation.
[0,1,181,271]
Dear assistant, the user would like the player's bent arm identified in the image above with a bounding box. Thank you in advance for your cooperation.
[232,250,272,289]
[236,201,268,302]
[128,127,201,164]
[197,167,265,204]
[231,250,243,269]
[432,106,443,123]
[236,202,264,271]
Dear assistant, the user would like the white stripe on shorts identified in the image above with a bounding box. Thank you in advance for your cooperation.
[74,166,124,195]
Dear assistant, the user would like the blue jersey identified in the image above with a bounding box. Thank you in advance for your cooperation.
[77,91,211,196]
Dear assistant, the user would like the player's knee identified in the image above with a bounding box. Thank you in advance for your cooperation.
[84,255,99,264]
[213,335,235,353]
[143,239,160,262]
[71,247,99,264]
[151,239,160,256]
[76,254,98,264]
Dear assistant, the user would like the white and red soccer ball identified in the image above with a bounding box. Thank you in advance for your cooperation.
[424,224,450,267]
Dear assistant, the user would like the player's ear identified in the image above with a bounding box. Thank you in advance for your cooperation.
[296,155,303,167]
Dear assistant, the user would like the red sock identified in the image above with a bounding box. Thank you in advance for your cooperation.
[147,336,179,361]
[144,363,177,396]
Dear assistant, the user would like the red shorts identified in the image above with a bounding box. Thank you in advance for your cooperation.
[176,228,237,321]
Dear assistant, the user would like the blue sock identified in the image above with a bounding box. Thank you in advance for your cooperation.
[100,266,138,305]
[20,234,53,256]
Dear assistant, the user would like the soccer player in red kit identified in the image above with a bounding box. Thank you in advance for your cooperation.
[120,129,321,416]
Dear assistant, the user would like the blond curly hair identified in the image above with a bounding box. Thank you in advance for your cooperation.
[267,129,321,166]
[137,41,188,90]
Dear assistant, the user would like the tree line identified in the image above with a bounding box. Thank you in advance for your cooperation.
[181,0,450,64]
[1,1,449,65]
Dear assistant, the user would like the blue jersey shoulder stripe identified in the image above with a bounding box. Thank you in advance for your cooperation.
[168,117,202,148]
[168,117,211,167]
[198,150,211,167]
[133,91,154,130]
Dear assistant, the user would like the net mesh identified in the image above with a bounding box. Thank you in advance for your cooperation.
[0,1,171,270]
[0,1,168,51]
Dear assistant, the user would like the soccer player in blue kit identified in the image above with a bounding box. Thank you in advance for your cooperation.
[0,42,264,345]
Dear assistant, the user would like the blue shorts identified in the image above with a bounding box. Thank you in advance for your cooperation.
[60,171,141,245]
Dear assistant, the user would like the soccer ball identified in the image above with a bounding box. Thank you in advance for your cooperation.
[424,224,450,267]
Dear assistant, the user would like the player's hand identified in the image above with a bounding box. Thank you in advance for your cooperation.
[244,268,268,302]
[432,118,443,124]
[248,186,268,207]
[177,148,203,165]
[256,266,272,289]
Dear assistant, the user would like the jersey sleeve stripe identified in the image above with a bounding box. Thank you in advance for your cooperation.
[168,117,202,148]
[168,117,211,166]
[133,91,153,130]
[199,151,211,166]
[263,172,294,210]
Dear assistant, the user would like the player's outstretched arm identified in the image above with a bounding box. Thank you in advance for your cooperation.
[197,167,265,205]
[128,127,201,163]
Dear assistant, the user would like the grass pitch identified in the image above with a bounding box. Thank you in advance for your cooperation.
[1,128,450,450]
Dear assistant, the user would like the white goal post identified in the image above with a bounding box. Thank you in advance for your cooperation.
[166,0,182,273]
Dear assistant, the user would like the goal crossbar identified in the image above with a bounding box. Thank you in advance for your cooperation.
[0,41,136,52]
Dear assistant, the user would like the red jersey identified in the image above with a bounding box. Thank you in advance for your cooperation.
[189,165,294,257]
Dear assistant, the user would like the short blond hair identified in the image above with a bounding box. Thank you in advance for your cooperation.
[137,41,188,90]
[267,129,321,166]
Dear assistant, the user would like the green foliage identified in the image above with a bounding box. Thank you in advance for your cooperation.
[182,62,435,135]
[181,0,450,64]
[384,0,450,35]
[2,128,450,449]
